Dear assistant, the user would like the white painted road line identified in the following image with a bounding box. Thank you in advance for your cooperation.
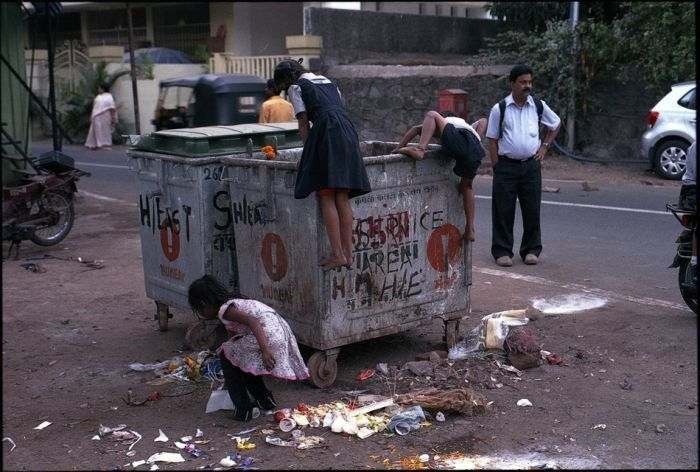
[75,161,129,170]
[474,266,689,312]
[474,195,669,216]
[80,190,135,206]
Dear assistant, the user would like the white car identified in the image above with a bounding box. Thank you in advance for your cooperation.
[641,81,696,180]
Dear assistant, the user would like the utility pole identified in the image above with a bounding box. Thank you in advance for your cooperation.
[127,3,141,134]
[44,6,60,151]
[566,1,579,151]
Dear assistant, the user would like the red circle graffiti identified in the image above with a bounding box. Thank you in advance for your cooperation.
[160,220,180,262]
[427,224,462,272]
[261,233,288,282]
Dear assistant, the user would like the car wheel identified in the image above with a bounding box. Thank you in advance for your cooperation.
[655,139,688,180]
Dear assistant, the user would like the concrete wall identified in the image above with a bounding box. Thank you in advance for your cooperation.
[231,2,303,56]
[303,7,505,64]
[110,63,207,134]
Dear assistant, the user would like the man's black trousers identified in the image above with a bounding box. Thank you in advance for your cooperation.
[491,157,542,260]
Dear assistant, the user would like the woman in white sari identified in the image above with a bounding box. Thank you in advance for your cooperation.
[85,85,117,150]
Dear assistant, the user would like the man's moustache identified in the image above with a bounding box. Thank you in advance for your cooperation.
[523,88,531,92]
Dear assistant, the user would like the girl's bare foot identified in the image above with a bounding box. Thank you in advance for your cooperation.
[319,255,347,269]
[464,226,476,242]
[397,146,426,160]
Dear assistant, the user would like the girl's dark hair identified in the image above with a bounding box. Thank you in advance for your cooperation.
[273,58,306,91]
[509,64,533,82]
[187,275,232,319]
[99,83,110,93]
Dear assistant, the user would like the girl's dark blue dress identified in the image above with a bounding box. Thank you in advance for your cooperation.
[293,77,371,200]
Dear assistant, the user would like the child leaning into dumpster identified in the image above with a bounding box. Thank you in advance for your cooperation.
[187,275,310,422]
[273,59,371,270]
[392,111,487,242]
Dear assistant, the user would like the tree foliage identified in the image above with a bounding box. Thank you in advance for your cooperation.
[477,2,695,117]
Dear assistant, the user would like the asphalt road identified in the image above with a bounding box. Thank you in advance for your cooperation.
[34,142,690,313]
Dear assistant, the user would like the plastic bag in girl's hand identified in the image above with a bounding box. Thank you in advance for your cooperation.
[205,388,234,413]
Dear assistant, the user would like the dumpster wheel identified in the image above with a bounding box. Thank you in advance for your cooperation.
[308,349,340,389]
[155,301,173,332]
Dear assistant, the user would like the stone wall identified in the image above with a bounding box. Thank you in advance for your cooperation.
[328,65,653,162]
[329,65,511,142]
[304,7,506,65]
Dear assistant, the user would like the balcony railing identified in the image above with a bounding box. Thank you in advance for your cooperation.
[210,53,289,80]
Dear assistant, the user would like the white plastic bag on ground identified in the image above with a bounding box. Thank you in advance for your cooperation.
[205,387,234,413]
[449,309,530,359]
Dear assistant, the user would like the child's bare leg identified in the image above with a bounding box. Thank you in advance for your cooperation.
[471,118,488,140]
[460,177,475,241]
[398,111,447,160]
[319,191,347,268]
[335,190,354,267]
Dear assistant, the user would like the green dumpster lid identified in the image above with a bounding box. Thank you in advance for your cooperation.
[133,122,302,157]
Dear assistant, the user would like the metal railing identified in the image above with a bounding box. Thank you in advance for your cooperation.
[210,53,289,79]
[87,27,148,49]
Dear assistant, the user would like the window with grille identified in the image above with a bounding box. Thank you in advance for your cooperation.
[152,3,210,57]
[85,7,147,48]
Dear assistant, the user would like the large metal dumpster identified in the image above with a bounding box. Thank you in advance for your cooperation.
[126,122,302,330]
[223,141,472,387]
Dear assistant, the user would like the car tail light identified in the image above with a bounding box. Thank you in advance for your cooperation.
[646,111,659,127]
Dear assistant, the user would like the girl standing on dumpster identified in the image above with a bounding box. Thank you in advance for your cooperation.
[274,59,371,270]
[188,275,310,422]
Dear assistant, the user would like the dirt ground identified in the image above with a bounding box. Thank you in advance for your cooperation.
[2,161,696,470]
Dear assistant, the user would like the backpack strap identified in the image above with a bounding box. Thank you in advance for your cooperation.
[497,99,506,140]
[498,97,544,140]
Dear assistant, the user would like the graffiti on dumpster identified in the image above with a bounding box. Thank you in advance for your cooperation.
[139,194,192,263]
[213,191,267,230]
[261,233,288,281]
[329,184,460,311]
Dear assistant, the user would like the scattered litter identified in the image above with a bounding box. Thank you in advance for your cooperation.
[348,398,394,417]
[581,181,599,191]
[357,427,375,439]
[128,430,142,451]
[435,412,445,422]
[265,436,296,447]
[655,424,667,434]
[48,360,58,366]
[149,466,159,471]
[261,429,274,435]
[279,418,296,432]
[496,360,523,377]
[234,437,256,450]
[196,428,204,438]
[517,399,533,407]
[387,406,426,435]
[20,262,47,273]
[449,309,535,359]
[184,443,205,458]
[34,421,52,430]
[77,257,105,269]
[154,429,169,442]
[131,459,146,467]
[132,351,220,384]
[296,435,325,450]
[220,456,237,467]
[542,186,561,193]
[396,388,488,416]
[99,424,127,437]
[91,434,100,440]
[206,388,235,413]
[2,437,16,452]
[376,363,389,375]
[181,435,193,442]
[356,368,376,382]
[546,354,565,366]
[146,452,185,463]
[592,424,607,430]
[401,360,434,377]
[231,427,258,436]
[419,454,430,463]
[598,369,607,374]
[174,441,187,449]
[339,389,368,396]
[126,451,136,457]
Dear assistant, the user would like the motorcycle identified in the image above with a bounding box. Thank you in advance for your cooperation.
[2,153,89,258]
[667,203,697,314]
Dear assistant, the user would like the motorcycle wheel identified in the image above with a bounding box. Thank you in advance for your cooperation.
[29,191,75,246]
[678,259,698,315]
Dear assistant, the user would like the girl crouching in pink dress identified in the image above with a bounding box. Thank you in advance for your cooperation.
[188,275,310,422]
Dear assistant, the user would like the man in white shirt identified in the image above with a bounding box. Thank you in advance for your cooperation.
[485,64,561,267]
[393,111,487,241]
